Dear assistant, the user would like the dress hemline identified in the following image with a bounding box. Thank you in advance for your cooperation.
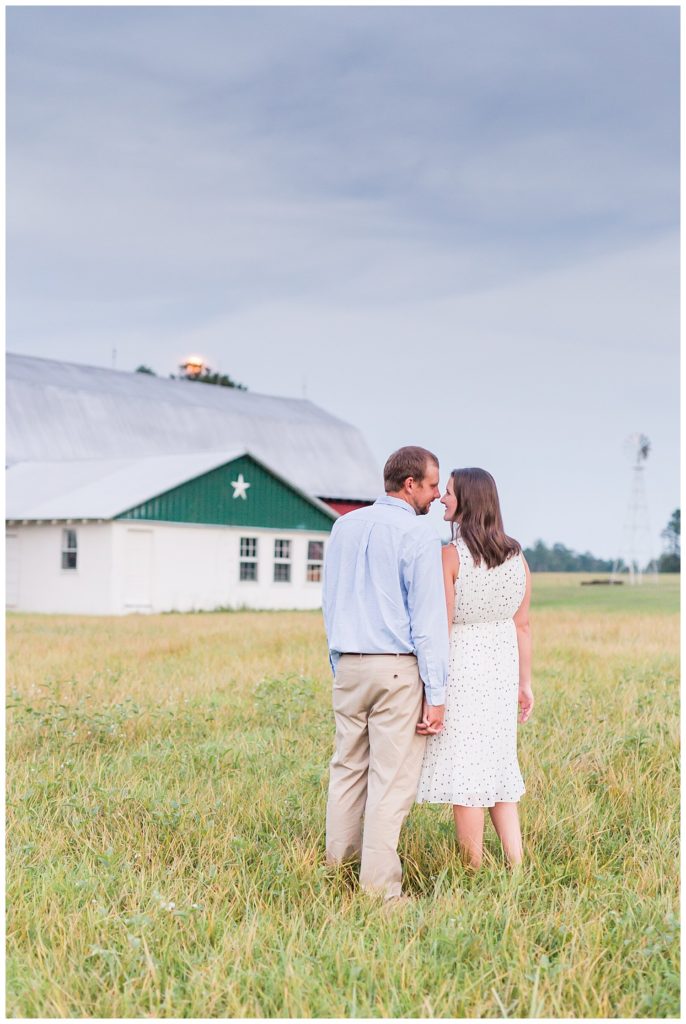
[416,787,525,808]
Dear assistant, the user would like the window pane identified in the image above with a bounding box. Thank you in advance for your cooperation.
[63,528,77,551]
[62,551,77,570]
[240,561,257,581]
[274,563,291,582]
[274,539,291,559]
[307,563,322,582]
[240,537,257,558]
[307,541,324,561]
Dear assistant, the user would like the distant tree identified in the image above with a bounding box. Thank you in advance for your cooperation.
[135,365,156,375]
[661,509,680,554]
[192,368,248,390]
[523,540,549,572]
[658,508,680,572]
[522,539,615,572]
[171,361,247,390]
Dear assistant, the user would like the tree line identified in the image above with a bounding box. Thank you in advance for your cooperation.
[523,508,680,573]
[522,541,616,572]
[136,361,246,390]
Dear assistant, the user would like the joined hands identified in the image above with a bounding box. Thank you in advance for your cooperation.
[416,699,445,735]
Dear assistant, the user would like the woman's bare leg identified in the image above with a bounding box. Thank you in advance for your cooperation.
[488,802,523,865]
[452,805,485,869]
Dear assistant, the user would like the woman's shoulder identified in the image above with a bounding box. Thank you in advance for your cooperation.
[499,550,527,579]
[441,541,460,568]
[500,547,524,566]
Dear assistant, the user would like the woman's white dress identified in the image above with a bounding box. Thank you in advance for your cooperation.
[416,536,527,807]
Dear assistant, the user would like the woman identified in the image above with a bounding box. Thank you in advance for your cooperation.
[416,468,534,869]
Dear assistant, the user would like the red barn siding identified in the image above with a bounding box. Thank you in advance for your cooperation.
[320,498,374,516]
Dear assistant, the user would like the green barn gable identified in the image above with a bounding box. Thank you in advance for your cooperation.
[115,455,337,532]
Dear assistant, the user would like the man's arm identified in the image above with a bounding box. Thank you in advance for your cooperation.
[417,541,459,735]
[321,523,339,676]
[404,530,450,710]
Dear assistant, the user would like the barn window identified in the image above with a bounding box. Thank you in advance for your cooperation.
[61,528,78,570]
[273,538,291,582]
[306,540,324,582]
[239,537,258,581]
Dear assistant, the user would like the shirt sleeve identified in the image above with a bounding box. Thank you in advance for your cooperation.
[403,531,449,704]
[321,524,338,677]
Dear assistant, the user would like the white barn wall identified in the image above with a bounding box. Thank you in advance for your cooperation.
[5,523,115,614]
[110,522,328,613]
[7,521,329,615]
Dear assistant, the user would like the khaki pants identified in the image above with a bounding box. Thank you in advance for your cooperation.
[325,653,426,898]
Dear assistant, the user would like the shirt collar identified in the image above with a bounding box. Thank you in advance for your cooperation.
[375,494,417,516]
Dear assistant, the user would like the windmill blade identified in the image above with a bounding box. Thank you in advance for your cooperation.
[638,435,651,461]
[623,433,651,464]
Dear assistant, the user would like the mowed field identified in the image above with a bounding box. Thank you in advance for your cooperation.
[6,574,680,1018]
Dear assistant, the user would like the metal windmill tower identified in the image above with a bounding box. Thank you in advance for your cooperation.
[611,433,657,584]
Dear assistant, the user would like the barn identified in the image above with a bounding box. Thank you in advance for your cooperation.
[6,354,381,614]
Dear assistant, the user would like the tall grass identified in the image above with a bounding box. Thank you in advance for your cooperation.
[6,575,679,1017]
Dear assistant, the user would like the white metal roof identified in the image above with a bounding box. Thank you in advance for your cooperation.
[5,450,339,522]
[6,354,381,501]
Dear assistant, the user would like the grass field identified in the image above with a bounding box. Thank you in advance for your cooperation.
[6,574,680,1018]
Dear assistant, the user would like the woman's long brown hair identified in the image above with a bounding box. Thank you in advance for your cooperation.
[449,468,521,569]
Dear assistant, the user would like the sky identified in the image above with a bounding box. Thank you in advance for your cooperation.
[6,5,680,558]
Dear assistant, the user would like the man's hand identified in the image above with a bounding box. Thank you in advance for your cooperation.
[416,699,445,735]
[518,684,534,723]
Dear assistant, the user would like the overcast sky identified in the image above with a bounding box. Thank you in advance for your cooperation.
[6,6,680,557]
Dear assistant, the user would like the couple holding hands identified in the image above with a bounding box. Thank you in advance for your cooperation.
[322,445,534,902]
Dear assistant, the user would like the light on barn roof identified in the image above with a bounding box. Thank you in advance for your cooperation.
[181,355,206,378]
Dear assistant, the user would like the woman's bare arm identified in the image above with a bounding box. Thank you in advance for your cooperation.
[513,557,534,723]
[442,543,459,632]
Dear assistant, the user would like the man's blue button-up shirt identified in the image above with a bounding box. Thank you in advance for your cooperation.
[322,495,449,705]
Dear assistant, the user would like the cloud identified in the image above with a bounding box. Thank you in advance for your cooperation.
[6,5,679,555]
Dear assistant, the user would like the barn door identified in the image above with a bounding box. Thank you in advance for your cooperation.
[6,534,19,608]
[124,529,153,609]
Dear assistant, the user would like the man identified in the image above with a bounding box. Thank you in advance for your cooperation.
[322,445,449,901]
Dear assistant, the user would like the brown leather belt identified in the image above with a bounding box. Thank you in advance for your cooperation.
[341,652,416,657]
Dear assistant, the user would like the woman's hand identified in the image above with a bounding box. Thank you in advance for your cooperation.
[416,698,445,735]
[518,684,534,723]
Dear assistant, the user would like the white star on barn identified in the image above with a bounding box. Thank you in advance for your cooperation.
[231,473,250,500]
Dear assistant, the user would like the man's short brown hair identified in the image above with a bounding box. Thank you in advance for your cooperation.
[383,446,439,492]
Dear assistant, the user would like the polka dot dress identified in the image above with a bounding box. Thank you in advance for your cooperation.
[416,536,527,808]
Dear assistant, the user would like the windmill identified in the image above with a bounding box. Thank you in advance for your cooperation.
[611,433,657,584]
